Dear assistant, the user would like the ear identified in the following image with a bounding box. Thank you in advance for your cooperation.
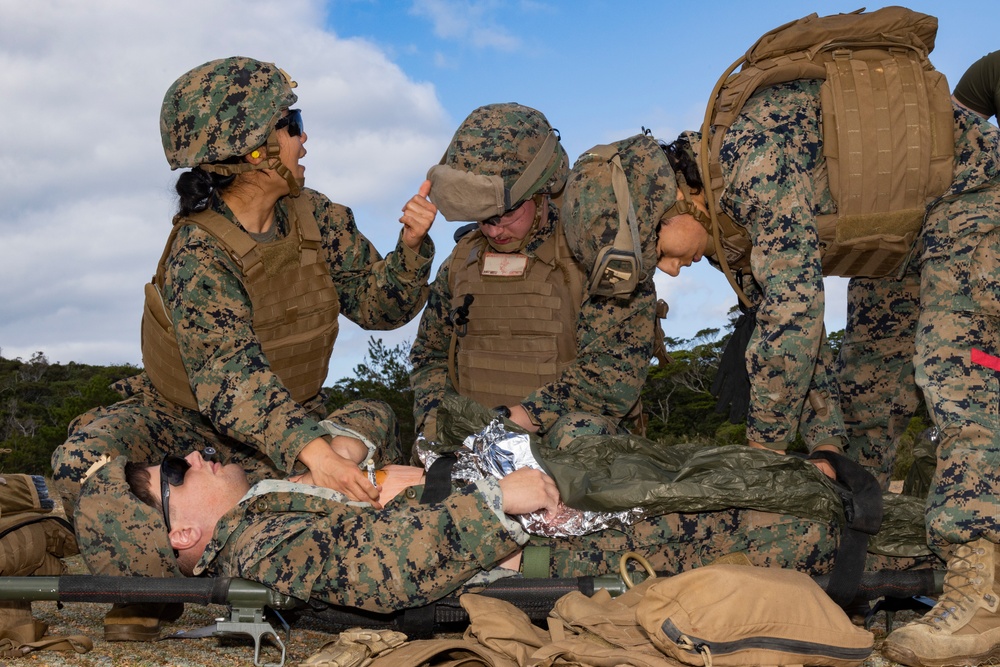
[168,525,203,552]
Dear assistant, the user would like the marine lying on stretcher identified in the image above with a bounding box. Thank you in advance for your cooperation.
[0,398,941,665]
[62,395,938,618]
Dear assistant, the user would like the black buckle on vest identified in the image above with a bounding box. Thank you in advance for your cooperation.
[448,294,474,338]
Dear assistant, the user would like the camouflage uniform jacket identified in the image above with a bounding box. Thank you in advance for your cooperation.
[410,204,656,438]
[160,188,433,474]
[718,79,1000,448]
[716,79,841,446]
[194,479,523,612]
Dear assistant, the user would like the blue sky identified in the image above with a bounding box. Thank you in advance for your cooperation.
[1,0,997,384]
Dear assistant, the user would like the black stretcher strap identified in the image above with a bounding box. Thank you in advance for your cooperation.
[808,450,884,607]
[420,454,457,504]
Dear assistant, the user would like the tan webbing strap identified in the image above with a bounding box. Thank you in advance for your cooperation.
[509,130,559,205]
[700,65,754,309]
[152,218,185,288]
[290,194,323,265]
[607,153,643,262]
[188,211,265,281]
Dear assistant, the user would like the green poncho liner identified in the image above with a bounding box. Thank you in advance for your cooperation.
[873,494,933,558]
[435,395,931,559]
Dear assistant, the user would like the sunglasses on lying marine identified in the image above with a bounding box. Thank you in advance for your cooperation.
[274,108,304,137]
[159,447,217,536]
[159,455,190,536]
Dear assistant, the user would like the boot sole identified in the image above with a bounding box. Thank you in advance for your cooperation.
[883,643,1000,667]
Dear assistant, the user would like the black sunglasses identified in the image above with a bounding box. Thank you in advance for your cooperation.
[159,455,191,535]
[274,108,304,137]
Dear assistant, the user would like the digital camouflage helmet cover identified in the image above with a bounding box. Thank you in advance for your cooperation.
[562,134,678,297]
[427,103,570,222]
[160,56,304,195]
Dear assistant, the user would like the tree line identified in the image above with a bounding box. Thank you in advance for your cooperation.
[0,327,930,478]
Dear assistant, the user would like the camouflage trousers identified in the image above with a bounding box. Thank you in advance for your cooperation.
[838,272,922,489]
[543,411,623,451]
[51,373,400,519]
[524,507,929,579]
[527,508,837,578]
[839,182,1000,550]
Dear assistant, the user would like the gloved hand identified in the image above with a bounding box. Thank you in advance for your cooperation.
[711,307,757,423]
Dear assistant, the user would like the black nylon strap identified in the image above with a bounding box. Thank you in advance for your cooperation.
[406,453,459,634]
[420,454,457,505]
[400,602,437,639]
[808,450,884,607]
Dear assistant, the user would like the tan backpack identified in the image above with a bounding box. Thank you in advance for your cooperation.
[0,474,92,658]
[698,6,954,306]
[329,565,871,667]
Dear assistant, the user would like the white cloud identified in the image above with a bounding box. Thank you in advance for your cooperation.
[410,0,522,51]
[0,0,452,383]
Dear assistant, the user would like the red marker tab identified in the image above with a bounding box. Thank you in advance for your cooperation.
[972,348,1000,372]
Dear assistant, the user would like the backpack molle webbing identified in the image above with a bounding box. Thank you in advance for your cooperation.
[699,6,954,304]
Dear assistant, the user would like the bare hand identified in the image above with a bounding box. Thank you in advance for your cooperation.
[498,468,561,519]
[296,438,382,506]
[505,404,540,434]
[748,440,838,481]
[399,180,436,251]
[807,443,840,481]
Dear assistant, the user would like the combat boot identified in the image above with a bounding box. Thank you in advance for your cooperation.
[0,601,46,646]
[104,602,184,642]
[882,539,1000,666]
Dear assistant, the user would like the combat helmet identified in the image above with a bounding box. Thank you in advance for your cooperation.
[74,456,182,579]
[427,103,569,222]
[562,133,677,297]
[160,56,304,195]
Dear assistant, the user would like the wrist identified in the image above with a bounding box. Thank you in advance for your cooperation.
[809,438,845,455]
[297,436,331,468]
[505,404,540,434]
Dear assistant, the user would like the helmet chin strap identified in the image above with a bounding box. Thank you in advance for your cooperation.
[663,176,715,258]
[262,131,304,197]
[200,131,303,197]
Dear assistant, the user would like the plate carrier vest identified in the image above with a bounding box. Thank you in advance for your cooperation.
[141,196,340,411]
[447,218,587,409]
